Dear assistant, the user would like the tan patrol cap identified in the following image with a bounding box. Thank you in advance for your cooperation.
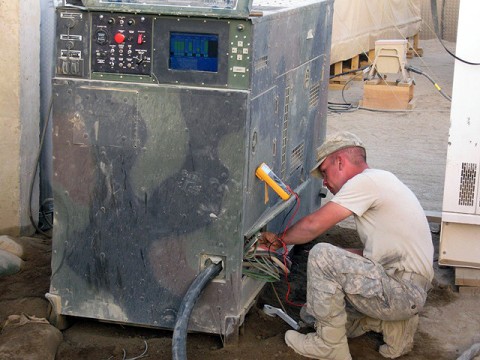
[310,131,365,178]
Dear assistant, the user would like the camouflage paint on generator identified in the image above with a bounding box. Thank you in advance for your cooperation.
[48,0,333,340]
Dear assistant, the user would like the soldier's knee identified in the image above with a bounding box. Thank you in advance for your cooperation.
[310,242,335,259]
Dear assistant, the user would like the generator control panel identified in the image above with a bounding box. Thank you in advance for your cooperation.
[91,13,152,75]
[56,8,252,88]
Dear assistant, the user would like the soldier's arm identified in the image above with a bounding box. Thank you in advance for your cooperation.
[280,201,352,245]
[262,202,352,248]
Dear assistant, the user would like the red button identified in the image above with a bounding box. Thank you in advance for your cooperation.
[137,33,144,45]
[114,32,125,44]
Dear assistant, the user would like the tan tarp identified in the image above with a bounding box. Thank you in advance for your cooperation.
[331,0,422,64]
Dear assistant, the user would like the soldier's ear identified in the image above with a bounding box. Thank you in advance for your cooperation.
[336,155,345,171]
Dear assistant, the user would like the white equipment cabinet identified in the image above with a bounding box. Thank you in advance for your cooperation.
[439,0,480,270]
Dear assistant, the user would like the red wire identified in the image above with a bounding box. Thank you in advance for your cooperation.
[277,189,304,307]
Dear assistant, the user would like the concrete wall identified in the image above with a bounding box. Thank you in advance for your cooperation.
[0,0,40,236]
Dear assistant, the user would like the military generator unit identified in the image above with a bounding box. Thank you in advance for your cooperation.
[47,0,333,339]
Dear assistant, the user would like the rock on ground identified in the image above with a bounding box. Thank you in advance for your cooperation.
[0,314,62,360]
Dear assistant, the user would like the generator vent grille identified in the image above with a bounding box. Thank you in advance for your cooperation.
[290,142,304,174]
[309,82,320,108]
[458,162,477,206]
[281,86,290,179]
[254,56,268,71]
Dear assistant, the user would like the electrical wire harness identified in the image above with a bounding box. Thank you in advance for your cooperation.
[243,233,291,282]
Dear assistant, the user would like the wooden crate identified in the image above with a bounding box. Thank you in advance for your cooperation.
[329,49,379,90]
[360,79,415,110]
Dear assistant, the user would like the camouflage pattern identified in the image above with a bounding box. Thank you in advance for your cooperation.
[49,0,334,338]
[306,243,428,324]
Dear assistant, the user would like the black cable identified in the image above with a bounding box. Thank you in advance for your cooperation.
[29,97,53,238]
[329,65,369,79]
[358,107,415,113]
[328,102,358,113]
[328,70,364,113]
[280,196,298,228]
[430,0,480,66]
[341,74,361,104]
[172,261,223,360]
[41,197,54,228]
[406,65,452,101]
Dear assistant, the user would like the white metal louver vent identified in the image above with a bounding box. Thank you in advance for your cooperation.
[281,85,290,179]
[458,162,477,206]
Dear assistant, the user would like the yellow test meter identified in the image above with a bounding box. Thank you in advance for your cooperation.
[255,163,291,201]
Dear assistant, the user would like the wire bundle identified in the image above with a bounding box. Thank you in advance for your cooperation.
[242,235,291,282]
[242,188,300,282]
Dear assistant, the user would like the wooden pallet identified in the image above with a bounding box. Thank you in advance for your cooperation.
[407,33,423,58]
[329,32,422,89]
[329,51,374,90]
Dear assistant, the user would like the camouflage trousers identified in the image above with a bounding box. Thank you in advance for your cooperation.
[306,243,429,324]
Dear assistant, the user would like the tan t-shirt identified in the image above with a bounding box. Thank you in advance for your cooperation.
[331,169,434,281]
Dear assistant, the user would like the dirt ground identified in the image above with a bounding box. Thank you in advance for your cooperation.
[1,39,480,359]
[0,227,478,360]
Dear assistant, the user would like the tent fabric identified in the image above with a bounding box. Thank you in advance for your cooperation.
[331,0,421,64]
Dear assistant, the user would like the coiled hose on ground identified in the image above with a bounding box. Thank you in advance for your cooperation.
[172,261,223,360]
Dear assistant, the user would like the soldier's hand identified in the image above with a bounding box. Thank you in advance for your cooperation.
[259,231,283,251]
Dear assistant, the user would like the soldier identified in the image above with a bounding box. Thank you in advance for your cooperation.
[261,131,433,360]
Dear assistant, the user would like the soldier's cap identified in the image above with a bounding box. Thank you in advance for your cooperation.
[310,131,365,178]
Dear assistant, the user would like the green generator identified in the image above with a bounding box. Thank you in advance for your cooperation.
[47,0,333,340]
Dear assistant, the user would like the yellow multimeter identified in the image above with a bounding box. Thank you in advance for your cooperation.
[255,163,291,201]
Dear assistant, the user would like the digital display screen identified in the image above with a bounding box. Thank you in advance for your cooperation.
[169,32,219,72]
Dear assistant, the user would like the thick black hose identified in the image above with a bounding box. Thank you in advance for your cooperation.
[172,261,223,360]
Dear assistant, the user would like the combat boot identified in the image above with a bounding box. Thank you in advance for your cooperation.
[285,323,351,360]
[379,315,419,358]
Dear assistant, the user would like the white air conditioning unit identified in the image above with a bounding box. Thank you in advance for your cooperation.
[439,0,480,269]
